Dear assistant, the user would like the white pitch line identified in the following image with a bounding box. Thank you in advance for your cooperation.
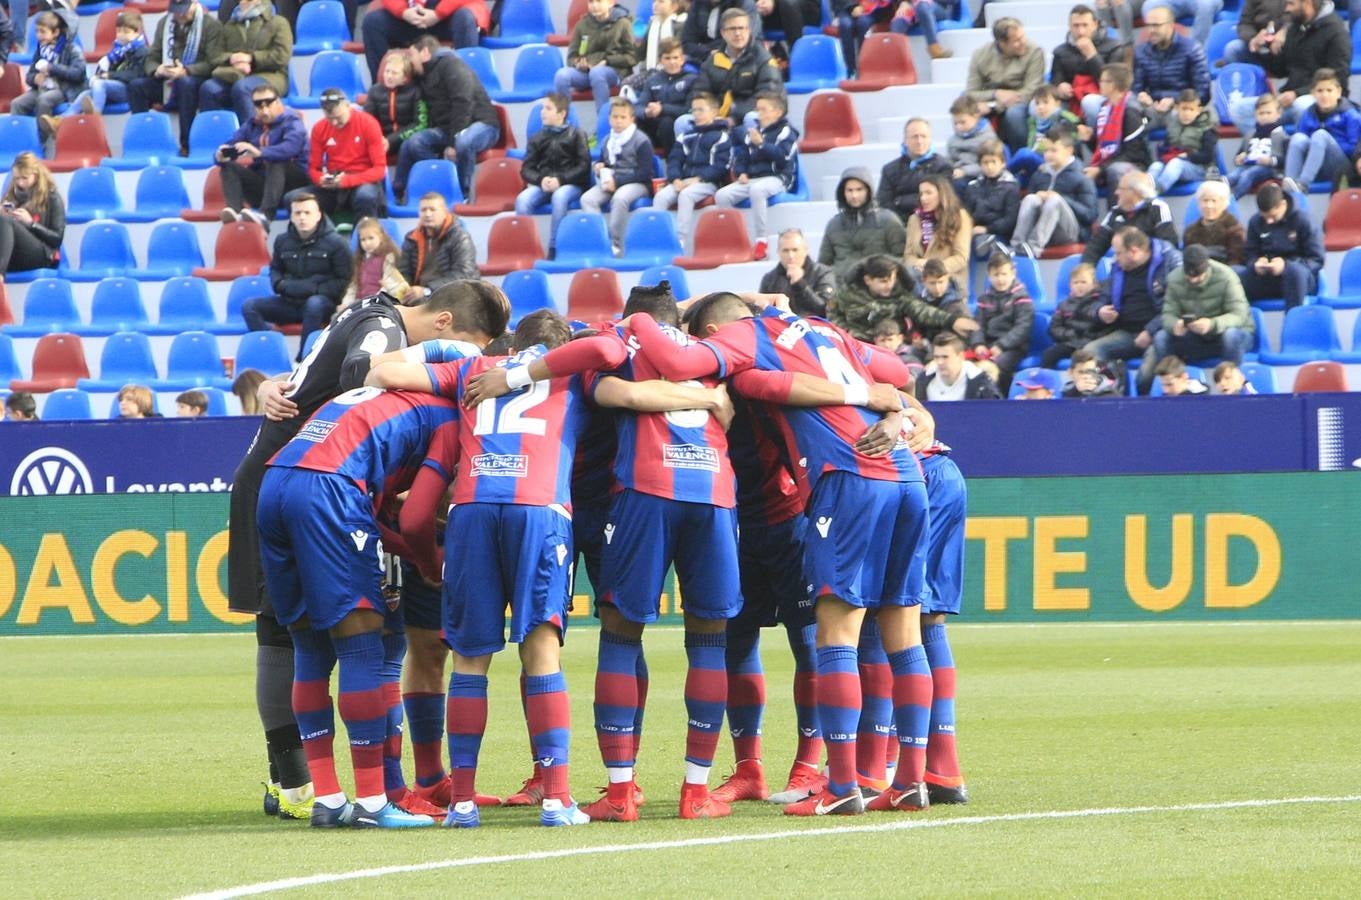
[182,794,1361,900]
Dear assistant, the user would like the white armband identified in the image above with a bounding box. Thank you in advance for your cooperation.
[506,366,534,391]
[842,383,870,407]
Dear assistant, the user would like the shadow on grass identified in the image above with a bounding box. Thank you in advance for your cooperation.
[1,808,285,841]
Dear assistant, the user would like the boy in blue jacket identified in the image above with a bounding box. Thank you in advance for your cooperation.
[583,97,658,252]
[631,38,698,156]
[14,11,86,127]
[1284,68,1361,189]
[1012,133,1098,258]
[715,92,799,257]
[653,92,732,247]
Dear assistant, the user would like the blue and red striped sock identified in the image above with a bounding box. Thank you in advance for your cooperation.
[684,631,727,781]
[446,673,488,803]
[526,671,572,803]
[856,622,892,786]
[787,622,822,767]
[816,644,861,797]
[725,630,765,762]
[923,623,963,785]
[402,691,446,788]
[291,628,340,799]
[633,647,649,761]
[594,630,641,774]
[381,633,407,799]
[888,645,932,789]
[333,631,387,804]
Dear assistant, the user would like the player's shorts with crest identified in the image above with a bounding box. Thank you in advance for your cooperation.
[920,453,966,616]
[803,471,929,610]
[731,513,813,632]
[598,488,742,624]
[443,503,574,657]
[256,467,385,630]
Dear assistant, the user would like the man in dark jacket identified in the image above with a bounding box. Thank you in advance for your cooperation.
[683,0,763,63]
[399,35,500,200]
[1224,0,1288,63]
[514,93,591,257]
[1084,227,1182,393]
[1050,4,1124,124]
[1234,181,1325,309]
[876,118,955,223]
[241,192,352,359]
[400,193,479,300]
[758,229,836,316]
[1230,0,1351,133]
[1132,4,1210,128]
[819,167,907,283]
[129,0,224,153]
[217,83,310,228]
[689,8,783,131]
[916,332,1002,401]
[1082,170,1179,264]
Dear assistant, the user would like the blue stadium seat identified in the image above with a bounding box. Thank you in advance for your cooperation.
[1007,366,1062,399]
[1239,362,1277,393]
[103,112,180,170]
[1182,191,1243,228]
[502,269,558,324]
[119,165,193,223]
[483,0,556,49]
[499,44,564,102]
[1259,305,1341,364]
[1020,311,1053,369]
[152,330,228,390]
[0,114,42,168]
[1352,19,1361,75]
[1213,64,1269,126]
[152,276,223,335]
[301,329,322,358]
[1249,271,1326,311]
[786,35,847,94]
[534,213,613,272]
[9,19,39,66]
[42,388,94,420]
[457,47,512,103]
[131,222,206,280]
[6,278,80,337]
[1317,247,1361,309]
[1149,365,1206,396]
[0,333,20,385]
[294,0,351,54]
[1162,146,1227,197]
[348,218,404,249]
[638,264,692,301]
[1245,305,1267,360]
[66,167,125,223]
[76,278,150,336]
[78,331,160,391]
[293,51,367,110]
[1332,314,1361,363]
[233,330,294,376]
[69,220,137,282]
[769,167,811,206]
[225,275,274,334]
[1010,255,1048,308]
[181,111,240,168]
[387,160,463,217]
[607,210,683,271]
[198,386,230,416]
[1206,20,1236,66]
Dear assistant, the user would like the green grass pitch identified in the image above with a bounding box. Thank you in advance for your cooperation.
[6,622,1361,898]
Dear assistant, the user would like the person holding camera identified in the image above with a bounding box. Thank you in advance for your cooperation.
[1155,244,1255,369]
[286,88,388,222]
[0,152,64,280]
[217,83,309,228]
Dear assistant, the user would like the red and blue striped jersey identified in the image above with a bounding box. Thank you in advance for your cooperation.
[728,393,803,526]
[267,386,461,503]
[427,346,590,511]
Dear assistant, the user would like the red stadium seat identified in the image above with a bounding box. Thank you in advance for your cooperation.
[1039,243,1087,260]
[477,105,518,162]
[799,91,863,153]
[85,7,127,63]
[0,281,12,326]
[9,333,90,392]
[0,63,25,113]
[1293,361,1350,393]
[46,115,112,173]
[455,157,523,216]
[181,167,227,222]
[547,0,588,45]
[128,0,170,11]
[480,215,546,275]
[566,267,625,322]
[673,208,753,269]
[1323,190,1361,252]
[838,33,917,92]
[193,222,271,281]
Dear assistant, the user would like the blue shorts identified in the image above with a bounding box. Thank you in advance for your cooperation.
[920,454,966,615]
[730,514,813,633]
[256,467,385,630]
[803,472,929,610]
[599,489,741,624]
[573,502,608,598]
[400,558,443,632]
[443,503,574,658]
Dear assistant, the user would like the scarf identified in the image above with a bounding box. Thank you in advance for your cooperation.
[231,2,266,23]
[38,33,66,67]
[1095,92,1128,163]
[605,124,637,163]
[907,148,936,168]
[105,33,147,70]
[916,208,936,251]
[163,5,204,67]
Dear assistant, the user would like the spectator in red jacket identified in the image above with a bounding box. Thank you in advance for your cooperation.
[359,0,488,80]
[286,88,388,221]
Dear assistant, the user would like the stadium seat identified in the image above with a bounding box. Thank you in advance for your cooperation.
[84,7,122,62]
[347,218,403,250]
[294,0,351,54]
[478,105,518,161]
[103,112,180,170]
[499,44,564,102]
[799,91,863,153]
[0,63,24,113]
[150,276,221,335]
[457,47,512,103]
[455,157,522,216]
[1007,366,1062,399]
[1011,255,1048,309]
[6,278,80,337]
[152,330,228,390]
[1205,20,1236,67]
[293,51,367,110]
[70,221,137,282]
[78,331,161,391]
[502,269,557,323]
[1259,305,1342,364]
[608,210,684,271]
[638,264,692,301]
[839,33,917,91]
[194,222,271,281]
[674,208,754,268]
[546,0,587,45]
[1293,360,1349,393]
[483,0,556,49]
[387,160,463,217]
[1238,362,1277,393]
[0,282,10,326]
[197,386,230,416]
[9,18,38,66]
[182,166,228,222]
[46,115,112,173]
[118,165,193,223]
[1245,305,1267,359]
[1353,18,1361,76]
[0,114,42,168]
[565,268,625,322]
[0,333,17,383]
[181,110,240,168]
[131,222,206,280]
[41,388,94,420]
[1323,189,1361,251]
[10,333,91,392]
[1212,64,1269,128]
[233,330,294,376]
[65,166,125,223]
[481,215,546,275]
[535,212,614,272]
[520,99,581,148]
[225,275,274,333]
[77,278,150,336]
[786,35,847,94]
[1333,314,1361,363]
[1020,312,1053,369]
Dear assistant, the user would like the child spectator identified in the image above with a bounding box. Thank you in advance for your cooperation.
[5,390,38,421]
[340,217,409,311]
[962,139,1020,258]
[1183,180,1245,266]
[890,1,956,62]
[363,52,428,157]
[515,93,592,259]
[1148,89,1218,195]
[909,257,971,359]
[1007,84,1081,185]
[176,390,209,417]
[828,253,978,342]
[903,175,971,295]
[970,251,1034,391]
[873,316,921,370]
[1012,133,1097,258]
[1061,348,1121,397]
[582,97,656,253]
[834,1,895,79]
[1283,68,1361,191]
[715,92,799,259]
[555,0,638,114]
[1044,261,1105,367]
[118,384,156,418]
[60,10,146,119]
[1014,374,1055,399]
[1084,63,1149,190]
[637,0,688,73]
[1155,355,1209,396]
[15,11,86,134]
[1229,94,1287,199]
[653,91,731,248]
[946,94,996,184]
[630,38,697,156]
[1213,360,1257,395]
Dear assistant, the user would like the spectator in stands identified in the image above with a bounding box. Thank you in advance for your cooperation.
[1082,170,1177,265]
[1184,180,1245,265]
[1084,63,1150,192]
[515,93,592,259]
[200,0,293,128]
[1222,0,1288,65]
[1006,84,1082,185]
[906,257,970,359]
[894,1,959,62]
[176,390,209,417]
[1213,360,1257,394]
[637,0,688,73]
[946,95,996,184]
[0,7,13,66]
[633,38,699,155]
[1229,94,1287,198]
[131,0,223,155]
[232,368,268,413]
[340,217,408,311]
[877,118,953,223]
[1085,226,1181,393]
[363,52,428,158]
[118,385,157,418]
[1156,244,1254,370]
[1014,375,1056,400]
[758,228,836,316]
[1235,181,1324,310]
[1148,89,1217,195]
[683,0,762,64]
[821,167,906,282]
[1132,2,1211,128]
[217,83,309,229]
[970,251,1034,391]
[828,253,977,342]
[399,193,478,300]
[963,140,1020,258]
[1283,68,1361,190]
[873,317,920,369]
[903,175,971,295]
[1061,348,1121,397]
[13,11,86,132]
[715,92,799,257]
[686,8,782,135]
[400,35,501,200]
[293,88,386,222]
[1012,133,1098,258]
[966,17,1045,150]
[558,0,637,116]
[654,92,732,248]
[57,9,147,121]
[5,390,37,421]
[582,97,656,252]
[915,332,1002,401]
[1155,355,1208,394]
[1230,0,1350,136]
[242,192,352,358]
[0,153,64,278]
[1142,0,1221,44]
[754,0,822,58]
[1045,261,1105,367]
[1050,4,1123,125]
[360,0,487,80]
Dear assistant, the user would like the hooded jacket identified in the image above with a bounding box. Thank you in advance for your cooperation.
[693,40,783,122]
[947,119,996,180]
[400,214,479,290]
[225,105,309,170]
[1243,193,1325,274]
[828,257,963,342]
[818,168,907,283]
[971,279,1034,353]
[26,14,86,100]
[565,8,638,77]
[1049,288,1107,348]
[270,214,352,303]
[963,169,1020,238]
[1107,238,1182,333]
[1028,156,1099,231]
[521,124,592,189]
[419,48,498,138]
[876,148,955,223]
[1250,1,1351,95]
[363,82,428,151]
[212,2,292,98]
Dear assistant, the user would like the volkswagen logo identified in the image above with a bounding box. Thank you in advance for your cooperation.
[9,447,94,496]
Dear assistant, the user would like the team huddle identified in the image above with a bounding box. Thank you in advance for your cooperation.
[242,279,969,829]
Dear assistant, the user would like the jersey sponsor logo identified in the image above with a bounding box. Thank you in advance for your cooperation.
[297,419,338,443]
[603,523,616,544]
[9,447,93,496]
[470,453,529,478]
[351,530,369,552]
[814,516,832,538]
[663,443,721,472]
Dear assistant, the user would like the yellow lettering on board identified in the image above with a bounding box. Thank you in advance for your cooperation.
[0,544,16,619]
[91,531,162,626]
[1033,516,1090,611]
[965,517,1029,611]
[17,534,95,625]
[1124,515,1194,612]
[1204,514,1280,608]
[196,531,253,625]
[165,532,189,623]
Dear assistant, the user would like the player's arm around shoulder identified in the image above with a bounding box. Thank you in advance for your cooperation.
[366,360,440,393]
